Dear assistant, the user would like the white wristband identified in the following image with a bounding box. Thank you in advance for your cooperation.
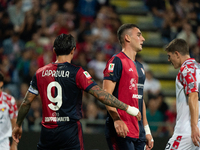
[126,105,139,116]
[144,124,151,135]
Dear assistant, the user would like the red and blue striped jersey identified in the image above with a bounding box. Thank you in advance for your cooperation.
[104,52,146,140]
[28,62,97,129]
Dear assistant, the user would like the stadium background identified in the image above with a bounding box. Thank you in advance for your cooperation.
[1,0,200,149]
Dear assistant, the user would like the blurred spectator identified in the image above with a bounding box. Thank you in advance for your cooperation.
[76,0,100,24]
[37,44,55,68]
[146,95,164,137]
[176,21,198,48]
[62,0,81,31]
[88,51,106,81]
[2,32,25,64]
[19,12,38,42]
[0,12,14,42]
[7,0,25,32]
[73,52,88,71]
[161,7,182,43]
[144,70,161,96]
[101,31,121,60]
[165,100,176,136]
[145,0,166,28]
[26,97,42,131]
[157,92,169,120]
[174,0,193,19]
[16,48,32,84]
[91,11,111,45]
[0,56,14,85]
[190,44,200,62]
[196,25,200,47]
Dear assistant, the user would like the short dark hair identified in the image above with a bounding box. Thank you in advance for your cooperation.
[117,23,139,46]
[0,72,4,82]
[165,39,189,55]
[53,34,76,56]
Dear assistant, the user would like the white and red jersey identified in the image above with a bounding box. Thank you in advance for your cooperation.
[174,58,200,135]
[0,91,18,140]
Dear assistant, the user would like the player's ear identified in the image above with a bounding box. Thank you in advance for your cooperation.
[71,47,75,55]
[124,34,131,43]
[174,51,180,58]
[0,81,3,89]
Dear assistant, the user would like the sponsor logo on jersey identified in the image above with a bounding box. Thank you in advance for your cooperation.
[45,116,70,122]
[108,63,115,72]
[83,71,91,79]
[129,78,136,90]
[132,94,142,99]
[129,68,133,72]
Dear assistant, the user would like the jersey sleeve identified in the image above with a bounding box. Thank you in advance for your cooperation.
[103,56,122,82]
[76,67,97,92]
[28,73,39,95]
[179,65,198,95]
[9,96,18,119]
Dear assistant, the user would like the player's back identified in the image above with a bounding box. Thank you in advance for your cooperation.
[33,62,85,128]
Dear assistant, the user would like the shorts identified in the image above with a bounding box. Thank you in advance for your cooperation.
[165,134,200,150]
[37,120,84,150]
[105,119,146,150]
[106,136,146,150]
[0,137,9,150]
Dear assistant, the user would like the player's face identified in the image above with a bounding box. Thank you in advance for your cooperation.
[167,52,181,69]
[129,27,145,52]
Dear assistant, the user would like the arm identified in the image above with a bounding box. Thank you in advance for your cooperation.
[188,92,200,146]
[88,84,141,119]
[143,101,154,150]
[103,80,129,138]
[10,118,18,150]
[12,91,37,143]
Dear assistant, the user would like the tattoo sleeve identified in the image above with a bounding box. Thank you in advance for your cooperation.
[88,85,128,111]
[16,92,37,127]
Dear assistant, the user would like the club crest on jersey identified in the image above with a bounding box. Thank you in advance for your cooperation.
[83,71,91,79]
[108,63,115,72]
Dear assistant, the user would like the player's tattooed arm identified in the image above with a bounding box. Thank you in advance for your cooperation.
[88,85,128,111]
[16,92,37,127]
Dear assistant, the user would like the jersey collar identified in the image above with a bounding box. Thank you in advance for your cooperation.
[181,58,195,67]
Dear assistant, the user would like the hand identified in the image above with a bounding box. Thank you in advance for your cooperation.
[10,140,18,150]
[191,125,200,147]
[12,125,23,143]
[145,134,154,150]
[114,120,129,138]
[126,105,141,120]
[136,111,141,121]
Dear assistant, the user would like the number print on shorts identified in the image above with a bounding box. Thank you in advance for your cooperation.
[170,136,182,150]
[47,81,62,111]
[165,143,171,149]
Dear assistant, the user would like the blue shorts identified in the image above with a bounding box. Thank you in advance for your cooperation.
[105,119,146,150]
[37,120,84,150]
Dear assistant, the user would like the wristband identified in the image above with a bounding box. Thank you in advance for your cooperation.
[144,124,151,135]
[126,105,139,116]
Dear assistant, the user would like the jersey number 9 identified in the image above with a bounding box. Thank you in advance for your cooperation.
[47,81,62,111]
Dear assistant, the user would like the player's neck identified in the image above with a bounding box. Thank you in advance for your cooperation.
[122,48,137,61]
[180,55,190,66]
[55,55,72,63]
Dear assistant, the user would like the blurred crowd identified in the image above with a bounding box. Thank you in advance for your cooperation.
[0,0,199,137]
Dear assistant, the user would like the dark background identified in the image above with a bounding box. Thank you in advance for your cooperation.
[17,132,169,150]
